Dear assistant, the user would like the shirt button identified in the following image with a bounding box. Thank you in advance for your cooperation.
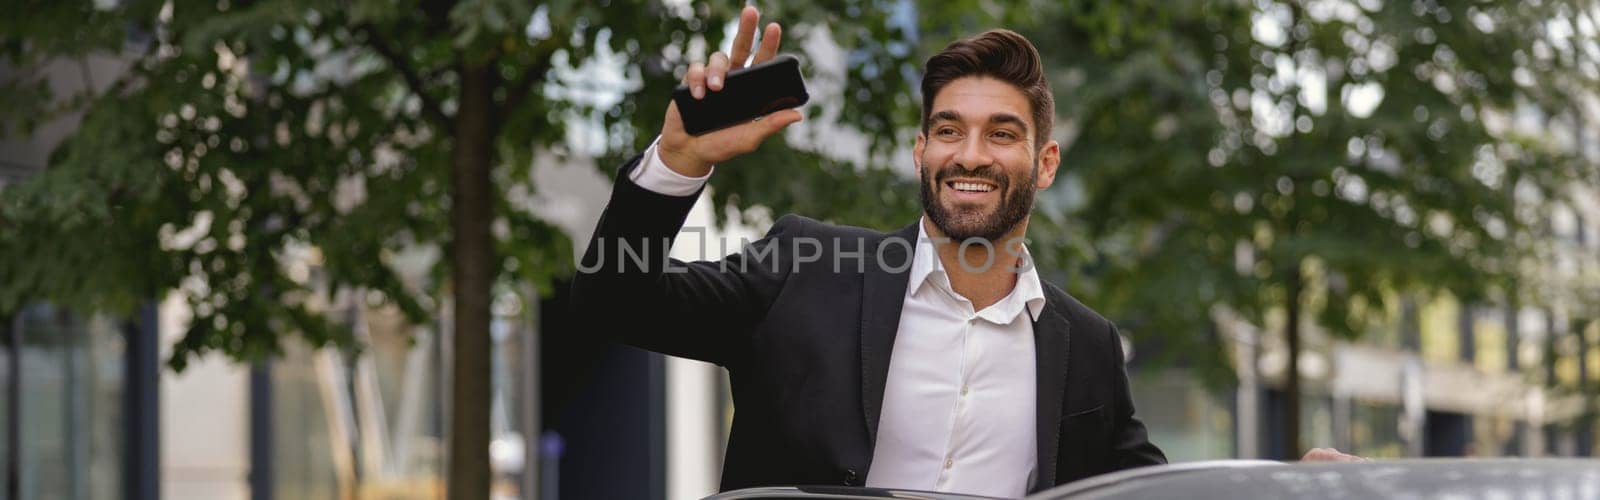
[945,458,954,469]
[961,386,969,396]
[843,468,859,485]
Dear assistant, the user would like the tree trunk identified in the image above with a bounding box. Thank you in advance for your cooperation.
[1283,260,1303,459]
[448,60,496,500]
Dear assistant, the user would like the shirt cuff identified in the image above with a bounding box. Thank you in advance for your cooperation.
[629,136,712,197]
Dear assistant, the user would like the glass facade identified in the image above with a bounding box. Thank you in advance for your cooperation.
[270,301,451,499]
[8,306,125,500]
[1129,372,1234,461]
[265,295,539,499]
[270,340,343,499]
[1347,401,1404,458]
[1,291,548,500]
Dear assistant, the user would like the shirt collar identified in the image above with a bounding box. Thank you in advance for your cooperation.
[906,220,940,298]
[907,218,1047,323]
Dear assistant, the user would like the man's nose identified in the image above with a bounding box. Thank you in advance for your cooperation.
[953,135,994,170]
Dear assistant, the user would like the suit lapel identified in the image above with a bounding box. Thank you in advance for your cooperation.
[1031,301,1072,491]
[860,221,918,447]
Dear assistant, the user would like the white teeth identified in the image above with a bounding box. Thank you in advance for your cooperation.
[951,182,994,192]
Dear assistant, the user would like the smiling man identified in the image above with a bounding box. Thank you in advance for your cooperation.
[573,6,1347,498]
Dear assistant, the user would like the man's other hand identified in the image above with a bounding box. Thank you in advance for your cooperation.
[1300,447,1366,462]
[658,5,804,178]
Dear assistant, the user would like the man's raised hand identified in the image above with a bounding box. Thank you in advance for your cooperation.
[657,6,804,178]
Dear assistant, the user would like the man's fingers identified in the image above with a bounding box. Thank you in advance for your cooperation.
[706,52,730,91]
[760,108,803,130]
[1301,448,1364,462]
[741,109,803,145]
[767,108,804,132]
[753,23,782,64]
[728,6,759,68]
[685,62,706,99]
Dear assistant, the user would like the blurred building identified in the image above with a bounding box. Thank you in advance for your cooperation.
[0,24,719,500]
[2,49,159,500]
[1128,109,1600,463]
[0,45,465,500]
[0,56,724,496]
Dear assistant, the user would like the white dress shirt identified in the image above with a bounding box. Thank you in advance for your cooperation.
[633,141,1045,498]
[630,137,713,196]
[863,221,1043,498]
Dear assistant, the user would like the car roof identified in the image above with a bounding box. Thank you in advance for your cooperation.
[704,485,1002,500]
[1031,458,1600,500]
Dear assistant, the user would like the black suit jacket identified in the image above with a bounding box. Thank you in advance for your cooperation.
[571,155,1166,495]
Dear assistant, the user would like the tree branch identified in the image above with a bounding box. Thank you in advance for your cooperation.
[495,46,556,136]
[359,24,451,131]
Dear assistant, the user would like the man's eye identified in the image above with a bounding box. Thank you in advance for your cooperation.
[937,128,959,136]
[993,130,1018,140]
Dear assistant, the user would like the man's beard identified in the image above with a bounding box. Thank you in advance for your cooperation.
[919,158,1037,243]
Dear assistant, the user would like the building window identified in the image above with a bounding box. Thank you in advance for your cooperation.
[9,305,125,500]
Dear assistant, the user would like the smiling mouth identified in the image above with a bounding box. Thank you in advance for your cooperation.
[946,180,997,193]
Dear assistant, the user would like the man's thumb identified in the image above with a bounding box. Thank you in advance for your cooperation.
[764,108,804,134]
[737,109,804,150]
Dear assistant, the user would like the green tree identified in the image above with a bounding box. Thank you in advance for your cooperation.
[1019,0,1598,457]
[0,0,930,496]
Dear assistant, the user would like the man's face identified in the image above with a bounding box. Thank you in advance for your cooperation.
[916,76,1060,242]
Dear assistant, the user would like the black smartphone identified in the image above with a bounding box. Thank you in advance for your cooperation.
[673,54,810,136]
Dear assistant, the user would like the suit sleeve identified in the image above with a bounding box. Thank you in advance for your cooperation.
[1107,323,1169,470]
[570,154,800,366]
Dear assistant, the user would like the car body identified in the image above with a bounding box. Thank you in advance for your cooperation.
[705,458,1600,500]
[703,484,1001,500]
[1034,458,1600,500]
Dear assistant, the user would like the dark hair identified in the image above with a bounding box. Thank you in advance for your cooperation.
[920,29,1054,150]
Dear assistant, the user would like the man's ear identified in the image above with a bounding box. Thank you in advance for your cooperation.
[913,132,926,174]
[1036,139,1060,190]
